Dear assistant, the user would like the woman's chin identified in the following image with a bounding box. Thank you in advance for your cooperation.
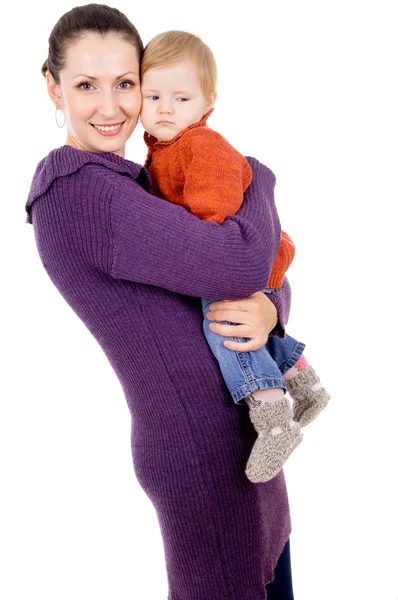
[87,137,126,155]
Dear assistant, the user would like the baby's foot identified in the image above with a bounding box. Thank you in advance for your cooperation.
[245,396,303,483]
[286,366,330,427]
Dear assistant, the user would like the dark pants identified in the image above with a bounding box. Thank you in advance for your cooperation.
[265,539,294,599]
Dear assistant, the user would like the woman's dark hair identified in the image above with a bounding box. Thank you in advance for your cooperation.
[41,4,144,83]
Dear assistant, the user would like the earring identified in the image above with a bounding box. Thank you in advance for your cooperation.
[55,108,66,128]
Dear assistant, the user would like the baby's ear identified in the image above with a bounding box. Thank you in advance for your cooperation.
[206,91,217,110]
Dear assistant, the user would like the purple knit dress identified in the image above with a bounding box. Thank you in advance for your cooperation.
[26,146,292,600]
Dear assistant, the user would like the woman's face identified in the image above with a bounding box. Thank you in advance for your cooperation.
[49,33,141,157]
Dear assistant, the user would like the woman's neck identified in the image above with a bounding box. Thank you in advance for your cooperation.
[65,133,125,158]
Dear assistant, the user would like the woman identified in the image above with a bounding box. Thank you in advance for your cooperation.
[26,5,294,599]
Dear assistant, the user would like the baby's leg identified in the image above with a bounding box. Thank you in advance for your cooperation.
[201,298,302,483]
[239,349,303,484]
[267,334,330,427]
[283,356,330,427]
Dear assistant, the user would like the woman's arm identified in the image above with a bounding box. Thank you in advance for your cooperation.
[107,156,281,299]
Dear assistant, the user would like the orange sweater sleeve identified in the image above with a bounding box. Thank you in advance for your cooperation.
[267,230,295,289]
[177,128,252,224]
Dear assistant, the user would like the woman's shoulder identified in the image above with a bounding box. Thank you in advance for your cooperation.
[25,145,151,224]
[244,156,276,184]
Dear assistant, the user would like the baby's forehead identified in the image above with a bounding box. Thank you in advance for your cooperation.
[141,61,201,87]
[143,58,196,73]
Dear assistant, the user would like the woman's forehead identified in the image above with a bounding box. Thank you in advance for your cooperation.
[64,33,139,74]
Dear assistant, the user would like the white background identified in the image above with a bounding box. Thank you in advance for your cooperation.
[1,1,397,599]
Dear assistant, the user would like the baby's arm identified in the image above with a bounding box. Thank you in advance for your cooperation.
[177,130,291,332]
[178,128,252,224]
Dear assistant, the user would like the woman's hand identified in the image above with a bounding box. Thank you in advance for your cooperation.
[206,291,278,352]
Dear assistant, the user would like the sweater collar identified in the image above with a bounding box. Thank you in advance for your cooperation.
[144,108,214,150]
[25,145,150,224]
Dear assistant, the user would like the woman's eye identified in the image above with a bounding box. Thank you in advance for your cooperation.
[119,80,134,89]
[78,82,94,91]
[77,80,135,91]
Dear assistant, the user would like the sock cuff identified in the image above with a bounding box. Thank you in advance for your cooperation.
[285,365,319,395]
[249,396,292,430]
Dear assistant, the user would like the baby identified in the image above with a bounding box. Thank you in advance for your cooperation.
[140,31,329,483]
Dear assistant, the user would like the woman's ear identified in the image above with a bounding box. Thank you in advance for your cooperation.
[46,72,63,109]
[206,91,217,111]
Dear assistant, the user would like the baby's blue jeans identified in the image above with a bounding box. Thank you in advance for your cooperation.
[202,292,305,405]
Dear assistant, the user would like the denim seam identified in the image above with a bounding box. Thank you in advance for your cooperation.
[231,377,287,404]
[279,341,306,374]
[235,350,257,386]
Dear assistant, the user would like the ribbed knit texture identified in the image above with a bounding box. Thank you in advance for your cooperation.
[26,145,292,599]
[144,110,295,289]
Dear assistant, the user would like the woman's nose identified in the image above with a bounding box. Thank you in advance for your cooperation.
[98,91,118,118]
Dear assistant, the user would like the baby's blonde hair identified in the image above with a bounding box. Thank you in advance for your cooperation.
[141,31,217,98]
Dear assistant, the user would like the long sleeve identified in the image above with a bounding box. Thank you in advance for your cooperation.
[107,157,280,299]
[28,147,289,329]
[267,231,296,289]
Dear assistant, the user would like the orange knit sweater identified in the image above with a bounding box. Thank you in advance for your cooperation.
[144,111,295,288]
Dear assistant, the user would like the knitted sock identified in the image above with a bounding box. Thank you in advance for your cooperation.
[245,396,303,483]
[285,365,330,427]
[245,388,295,434]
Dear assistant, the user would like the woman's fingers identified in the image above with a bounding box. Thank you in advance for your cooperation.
[206,291,276,350]
[223,338,265,352]
[208,298,254,313]
[207,309,251,324]
[208,322,250,338]
[208,322,267,351]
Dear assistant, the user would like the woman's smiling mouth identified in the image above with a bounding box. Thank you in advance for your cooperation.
[91,122,125,135]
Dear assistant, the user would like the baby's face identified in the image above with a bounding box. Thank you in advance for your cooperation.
[140,60,215,142]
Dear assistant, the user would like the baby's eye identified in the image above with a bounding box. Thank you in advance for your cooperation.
[147,95,159,101]
[176,97,189,102]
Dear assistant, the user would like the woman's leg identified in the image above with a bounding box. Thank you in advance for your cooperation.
[265,538,294,600]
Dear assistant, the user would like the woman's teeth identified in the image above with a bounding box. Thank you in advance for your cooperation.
[94,124,121,132]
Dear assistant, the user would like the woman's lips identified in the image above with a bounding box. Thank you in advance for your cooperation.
[91,122,124,136]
